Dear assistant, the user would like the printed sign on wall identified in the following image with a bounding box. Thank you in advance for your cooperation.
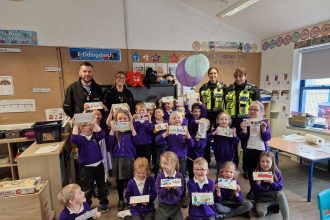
[0,29,38,45]
[69,48,121,62]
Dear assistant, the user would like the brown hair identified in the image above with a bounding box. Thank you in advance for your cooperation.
[193,157,208,169]
[208,67,219,75]
[57,184,81,206]
[160,151,180,171]
[113,109,132,122]
[135,102,147,111]
[220,161,237,179]
[233,67,247,77]
[255,152,279,182]
[134,157,150,177]
[216,112,232,127]
[79,61,93,68]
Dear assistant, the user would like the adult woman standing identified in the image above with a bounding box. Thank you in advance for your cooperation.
[225,67,260,178]
[103,71,135,115]
[199,67,227,164]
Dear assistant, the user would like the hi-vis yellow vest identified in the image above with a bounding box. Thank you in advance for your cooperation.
[225,83,254,118]
[200,82,225,111]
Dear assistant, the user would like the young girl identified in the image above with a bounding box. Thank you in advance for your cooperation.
[214,162,253,219]
[71,118,109,212]
[155,151,184,220]
[58,183,101,220]
[108,109,142,211]
[238,101,271,199]
[125,157,157,220]
[253,152,289,220]
[212,112,240,177]
[187,157,217,220]
[155,111,194,207]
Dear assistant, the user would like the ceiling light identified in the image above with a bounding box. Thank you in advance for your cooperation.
[217,0,260,18]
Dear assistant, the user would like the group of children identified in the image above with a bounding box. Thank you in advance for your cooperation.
[58,98,290,220]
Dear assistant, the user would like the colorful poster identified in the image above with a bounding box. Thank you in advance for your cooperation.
[0,76,14,95]
[85,102,103,110]
[160,178,182,187]
[74,113,94,124]
[218,178,237,190]
[111,103,130,113]
[133,62,145,73]
[155,63,168,75]
[0,29,37,45]
[69,48,121,62]
[169,125,187,135]
[253,172,273,181]
[45,108,64,121]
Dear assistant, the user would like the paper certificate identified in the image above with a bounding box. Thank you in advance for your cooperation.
[74,113,94,124]
[191,192,214,205]
[177,96,185,106]
[218,178,237,190]
[113,122,131,132]
[85,102,103,110]
[197,121,208,138]
[216,127,233,137]
[162,96,174,103]
[111,103,130,113]
[134,114,149,123]
[160,178,182,187]
[243,118,262,127]
[129,195,150,204]
[75,208,98,220]
[169,125,187,135]
[253,172,273,181]
[186,91,199,100]
[154,123,168,132]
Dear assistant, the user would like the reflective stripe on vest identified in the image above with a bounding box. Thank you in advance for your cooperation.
[225,84,253,118]
[200,82,225,111]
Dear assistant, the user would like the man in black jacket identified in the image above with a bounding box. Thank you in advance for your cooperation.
[63,62,103,118]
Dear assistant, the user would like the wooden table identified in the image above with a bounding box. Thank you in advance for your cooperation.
[17,135,70,219]
[268,136,330,202]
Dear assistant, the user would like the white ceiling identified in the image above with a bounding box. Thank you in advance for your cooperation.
[180,0,330,40]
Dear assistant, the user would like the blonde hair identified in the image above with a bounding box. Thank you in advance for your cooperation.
[134,157,150,176]
[135,102,146,111]
[250,100,264,111]
[233,67,247,77]
[169,111,183,125]
[193,157,208,169]
[57,184,81,206]
[220,162,237,179]
[113,109,133,122]
[160,151,180,171]
[216,112,232,127]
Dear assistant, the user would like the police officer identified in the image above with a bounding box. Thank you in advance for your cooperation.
[225,67,260,178]
[199,67,227,164]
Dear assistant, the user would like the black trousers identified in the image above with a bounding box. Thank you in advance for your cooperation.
[245,149,264,187]
[232,118,244,169]
[80,162,109,206]
[136,144,152,163]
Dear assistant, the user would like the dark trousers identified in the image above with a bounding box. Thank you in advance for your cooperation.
[136,144,151,163]
[152,147,164,179]
[187,158,194,179]
[179,157,187,195]
[80,162,109,206]
[232,118,243,169]
[246,149,264,188]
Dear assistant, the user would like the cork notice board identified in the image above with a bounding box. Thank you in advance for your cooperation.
[0,46,260,124]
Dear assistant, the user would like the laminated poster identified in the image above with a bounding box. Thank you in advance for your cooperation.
[253,172,273,181]
[45,108,64,121]
[162,96,174,103]
[218,178,237,190]
[74,113,94,124]
[154,123,168,132]
[85,102,103,110]
[129,195,150,204]
[0,76,14,95]
[160,178,182,188]
[132,62,145,73]
[169,125,187,135]
[113,122,131,132]
[186,90,199,100]
[191,192,214,205]
[216,127,234,137]
[111,103,129,113]
[243,118,262,127]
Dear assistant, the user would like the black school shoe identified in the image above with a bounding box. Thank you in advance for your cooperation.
[268,204,280,213]
[181,195,190,208]
[241,210,251,218]
[118,200,126,211]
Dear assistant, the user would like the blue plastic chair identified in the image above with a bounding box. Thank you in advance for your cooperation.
[318,189,330,220]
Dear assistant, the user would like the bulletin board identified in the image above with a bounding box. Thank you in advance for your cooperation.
[0,45,260,124]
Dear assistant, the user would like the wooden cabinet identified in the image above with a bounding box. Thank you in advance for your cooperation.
[0,137,34,180]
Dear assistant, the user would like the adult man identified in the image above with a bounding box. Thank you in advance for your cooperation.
[63,62,103,118]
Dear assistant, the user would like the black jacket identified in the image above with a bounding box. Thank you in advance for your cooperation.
[63,79,103,118]
[103,86,135,114]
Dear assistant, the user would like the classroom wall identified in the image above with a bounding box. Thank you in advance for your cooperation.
[0,0,260,50]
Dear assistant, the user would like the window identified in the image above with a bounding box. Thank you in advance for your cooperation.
[299,78,330,127]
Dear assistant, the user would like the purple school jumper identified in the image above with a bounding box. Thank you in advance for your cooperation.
[133,120,154,146]
[59,202,91,220]
[238,122,271,151]
[185,103,207,124]
[187,178,217,219]
[213,132,240,164]
[155,133,194,158]
[156,171,184,205]
[187,137,207,160]
[125,176,157,217]
[253,170,283,194]
[70,130,106,165]
[108,131,141,158]
[214,179,243,203]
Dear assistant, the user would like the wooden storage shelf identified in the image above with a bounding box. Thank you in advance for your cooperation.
[0,137,34,180]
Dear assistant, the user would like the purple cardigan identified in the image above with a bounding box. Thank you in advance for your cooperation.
[133,120,154,146]
[156,171,184,205]
[155,133,194,158]
[238,122,271,151]
[108,131,141,158]
[187,178,217,218]
[213,134,240,163]
[59,202,90,220]
[214,179,243,203]
[125,176,157,216]
[253,170,283,194]
[71,130,106,165]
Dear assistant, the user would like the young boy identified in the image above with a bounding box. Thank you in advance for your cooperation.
[71,118,109,212]
[133,102,154,162]
[187,157,217,220]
